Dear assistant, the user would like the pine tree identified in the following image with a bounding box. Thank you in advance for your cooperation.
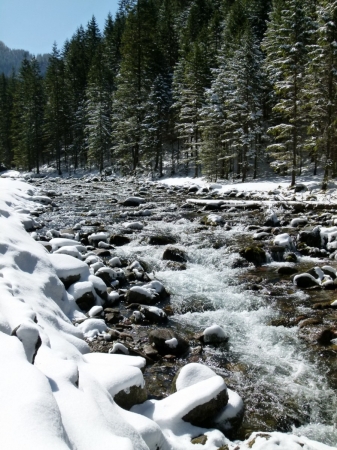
[200,24,265,181]
[112,0,162,170]
[304,0,337,188]
[262,0,312,186]
[44,43,69,174]
[173,39,211,176]
[12,57,44,172]
[141,73,171,176]
[85,44,111,172]
[0,73,15,167]
[63,26,92,169]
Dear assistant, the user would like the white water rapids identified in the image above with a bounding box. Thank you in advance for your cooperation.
[113,219,337,447]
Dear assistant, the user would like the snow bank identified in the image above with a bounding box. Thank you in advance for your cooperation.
[0,178,153,450]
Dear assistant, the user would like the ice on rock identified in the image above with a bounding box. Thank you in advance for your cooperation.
[31,195,52,204]
[98,241,111,249]
[108,291,120,303]
[132,376,227,423]
[264,208,279,226]
[132,375,228,448]
[129,260,144,271]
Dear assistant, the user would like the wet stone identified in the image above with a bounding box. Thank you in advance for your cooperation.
[162,246,188,263]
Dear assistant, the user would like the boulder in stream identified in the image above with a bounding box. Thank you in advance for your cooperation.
[162,246,188,263]
[239,246,266,266]
[149,329,189,356]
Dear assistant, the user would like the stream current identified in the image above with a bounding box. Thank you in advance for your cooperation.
[33,176,337,446]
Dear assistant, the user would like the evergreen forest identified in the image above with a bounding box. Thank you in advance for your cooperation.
[1,0,337,187]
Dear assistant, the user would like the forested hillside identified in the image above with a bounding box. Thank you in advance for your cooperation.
[0,0,336,187]
[0,41,49,77]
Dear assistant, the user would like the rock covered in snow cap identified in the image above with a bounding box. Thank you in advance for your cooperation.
[88,232,109,246]
[274,233,296,250]
[173,363,218,392]
[77,318,108,339]
[132,369,228,428]
[126,286,159,305]
[290,216,308,227]
[202,324,229,345]
[68,281,96,311]
[138,305,167,324]
[49,253,90,288]
[293,273,320,289]
[95,267,117,286]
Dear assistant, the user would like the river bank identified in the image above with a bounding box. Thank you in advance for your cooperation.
[1,170,337,449]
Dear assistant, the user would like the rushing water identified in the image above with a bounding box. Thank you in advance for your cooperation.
[38,178,337,446]
[113,218,337,446]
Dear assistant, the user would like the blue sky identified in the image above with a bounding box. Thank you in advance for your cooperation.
[0,0,120,55]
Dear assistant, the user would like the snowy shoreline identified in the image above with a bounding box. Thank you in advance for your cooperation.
[0,174,336,450]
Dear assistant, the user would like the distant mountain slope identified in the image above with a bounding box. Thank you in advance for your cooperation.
[0,41,49,77]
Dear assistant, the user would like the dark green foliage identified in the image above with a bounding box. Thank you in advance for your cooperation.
[12,57,44,172]
[2,0,337,185]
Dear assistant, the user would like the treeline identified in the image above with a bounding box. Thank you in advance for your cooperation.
[0,0,337,186]
[0,41,50,78]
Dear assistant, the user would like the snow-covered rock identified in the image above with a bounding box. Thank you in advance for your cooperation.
[274,233,295,250]
[203,324,229,345]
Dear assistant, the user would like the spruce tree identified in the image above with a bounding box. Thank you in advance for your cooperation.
[262,0,312,186]
[304,0,337,188]
[12,57,44,172]
[0,73,14,167]
[112,0,162,170]
[85,44,111,172]
[44,43,68,174]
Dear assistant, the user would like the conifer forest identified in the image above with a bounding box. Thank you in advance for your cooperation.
[1,0,337,187]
